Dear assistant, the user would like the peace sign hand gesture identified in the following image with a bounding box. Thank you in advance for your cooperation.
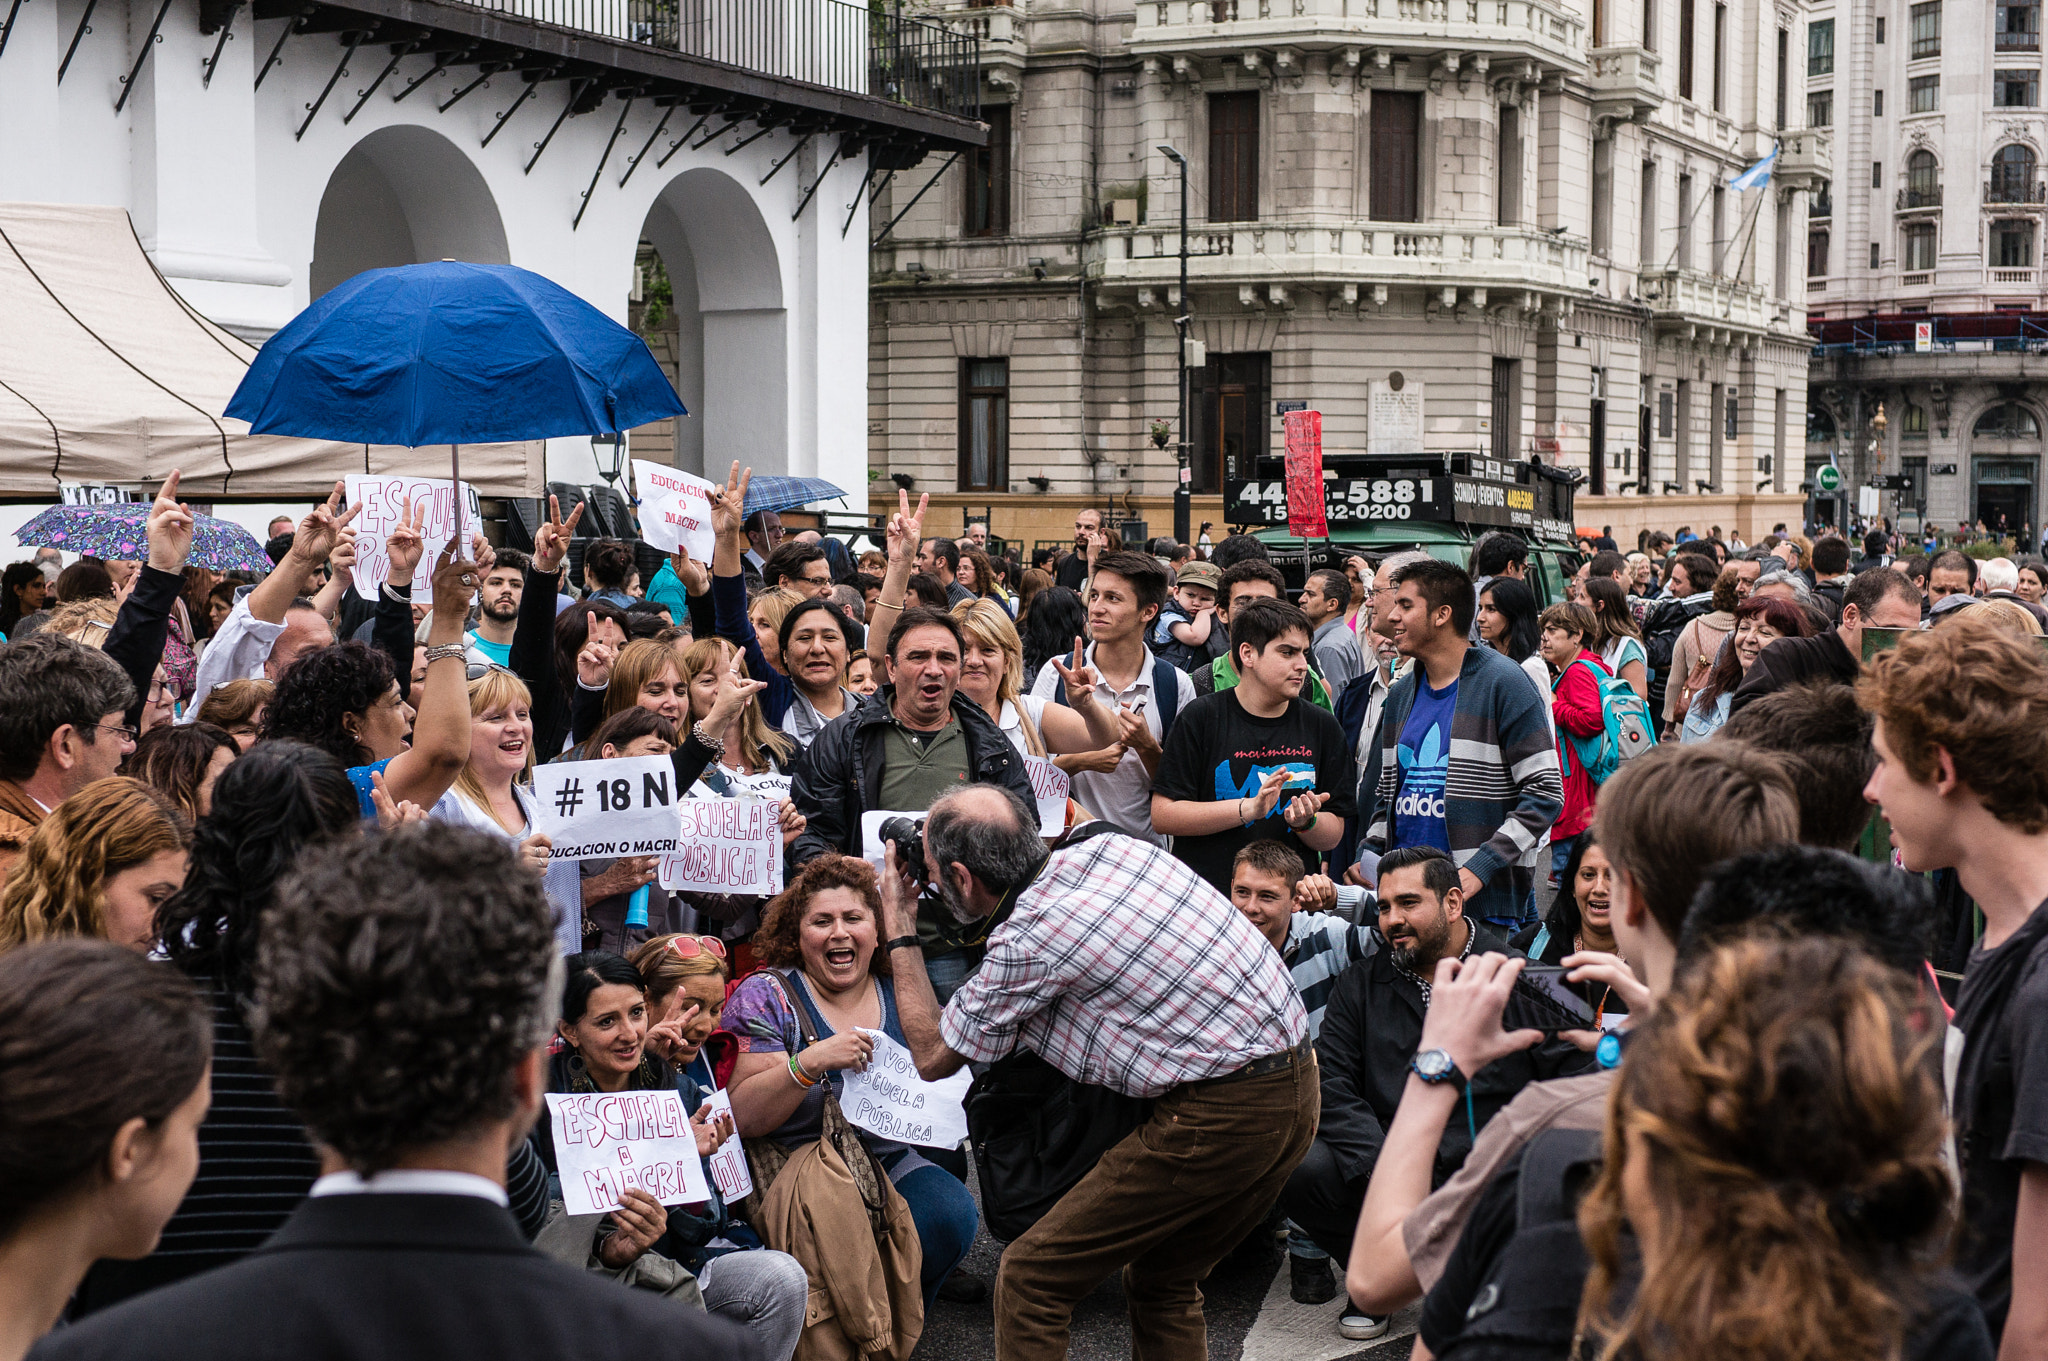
[291,480,362,569]
[709,462,751,541]
[885,486,929,569]
[1048,638,1102,712]
[386,495,429,584]
[531,492,586,576]
[576,611,619,688]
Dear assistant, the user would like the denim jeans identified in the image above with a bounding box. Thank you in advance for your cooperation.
[696,1249,810,1361]
[1549,833,1579,891]
[896,1163,980,1305]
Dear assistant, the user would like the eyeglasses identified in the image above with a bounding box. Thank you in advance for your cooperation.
[465,661,519,682]
[666,934,728,961]
[95,722,139,745]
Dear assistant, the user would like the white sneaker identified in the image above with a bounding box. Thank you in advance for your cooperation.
[1337,1303,1390,1341]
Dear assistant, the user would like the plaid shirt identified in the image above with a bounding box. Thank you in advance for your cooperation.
[939,830,1307,1098]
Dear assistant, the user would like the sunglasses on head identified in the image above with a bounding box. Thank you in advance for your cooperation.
[465,661,519,682]
[667,934,728,961]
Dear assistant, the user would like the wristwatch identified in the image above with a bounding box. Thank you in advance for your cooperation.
[1410,1048,1467,1092]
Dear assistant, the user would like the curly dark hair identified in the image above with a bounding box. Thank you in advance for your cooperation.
[262,640,394,767]
[0,939,210,1238]
[753,854,890,976]
[157,741,361,997]
[254,822,556,1175]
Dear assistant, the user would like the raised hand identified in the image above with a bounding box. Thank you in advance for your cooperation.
[884,486,929,568]
[1282,790,1331,830]
[369,770,428,830]
[576,611,619,689]
[386,495,428,584]
[145,468,195,574]
[531,493,585,576]
[671,544,709,596]
[777,797,806,847]
[515,833,553,875]
[702,647,766,734]
[708,462,751,541]
[293,480,362,567]
[428,540,482,623]
[1417,953,1544,1079]
[1294,873,1339,914]
[328,528,359,576]
[1048,639,1102,710]
[1116,704,1160,760]
[646,998,701,1062]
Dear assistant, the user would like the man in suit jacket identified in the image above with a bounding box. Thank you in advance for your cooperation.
[34,824,759,1361]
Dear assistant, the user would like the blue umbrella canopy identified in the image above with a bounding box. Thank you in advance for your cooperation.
[744,476,848,517]
[15,502,271,572]
[224,261,686,447]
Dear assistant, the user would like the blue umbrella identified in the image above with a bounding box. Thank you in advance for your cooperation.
[15,503,271,572]
[225,261,686,446]
[744,476,849,517]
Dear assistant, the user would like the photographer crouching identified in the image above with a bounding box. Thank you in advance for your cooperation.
[879,784,1318,1361]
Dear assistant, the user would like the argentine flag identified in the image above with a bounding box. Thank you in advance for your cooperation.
[1728,145,1778,191]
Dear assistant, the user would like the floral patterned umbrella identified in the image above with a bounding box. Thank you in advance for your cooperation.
[14,502,271,572]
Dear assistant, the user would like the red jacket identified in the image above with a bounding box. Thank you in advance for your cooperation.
[1551,651,1610,839]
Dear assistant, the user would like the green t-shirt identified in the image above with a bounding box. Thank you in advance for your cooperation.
[877,717,971,812]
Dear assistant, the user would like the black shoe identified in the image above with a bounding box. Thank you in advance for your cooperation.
[936,1271,988,1303]
[1338,1302,1389,1340]
[1289,1254,1338,1305]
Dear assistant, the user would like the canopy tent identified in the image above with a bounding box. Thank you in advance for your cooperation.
[0,202,544,498]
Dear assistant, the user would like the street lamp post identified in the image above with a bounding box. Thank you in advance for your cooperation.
[1159,143,1191,546]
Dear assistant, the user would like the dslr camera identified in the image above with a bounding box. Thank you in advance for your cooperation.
[878,816,929,886]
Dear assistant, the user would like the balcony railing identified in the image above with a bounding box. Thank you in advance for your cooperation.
[1997,27,2041,50]
[1129,0,1586,72]
[1810,194,1833,217]
[468,0,980,116]
[1896,184,1943,210]
[1988,177,2048,203]
[1083,218,1591,294]
[1638,267,1777,332]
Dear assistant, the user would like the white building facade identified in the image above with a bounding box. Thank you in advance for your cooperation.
[0,0,981,499]
[870,0,1820,548]
[1804,0,2048,540]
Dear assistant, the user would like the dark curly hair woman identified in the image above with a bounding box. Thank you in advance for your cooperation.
[72,743,553,1317]
[261,639,469,818]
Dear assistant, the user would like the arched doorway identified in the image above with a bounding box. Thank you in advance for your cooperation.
[310,126,511,299]
[636,167,788,477]
[1970,400,2040,537]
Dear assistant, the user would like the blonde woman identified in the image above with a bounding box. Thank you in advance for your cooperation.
[565,636,690,756]
[952,598,1123,775]
[0,777,190,954]
[427,667,553,875]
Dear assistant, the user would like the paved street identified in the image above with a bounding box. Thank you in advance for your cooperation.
[912,1159,1421,1360]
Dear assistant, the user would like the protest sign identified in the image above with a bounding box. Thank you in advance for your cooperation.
[631,459,716,560]
[839,1030,970,1149]
[702,1088,752,1202]
[343,475,482,595]
[545,1089,710,1216]
[531,755,679,861]
[1022,755,1070,829]
[859,809,927,870]
[658,798,784,895]
[736,771,793,803]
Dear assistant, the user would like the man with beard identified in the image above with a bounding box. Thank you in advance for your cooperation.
[464,548,526,667]
[881,784,1316,1361]
[1277,845,1562,1343]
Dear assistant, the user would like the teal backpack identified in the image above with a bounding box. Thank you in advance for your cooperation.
[1564,659,1658,785]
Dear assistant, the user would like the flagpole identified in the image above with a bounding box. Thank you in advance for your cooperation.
[1665,144,1777,274]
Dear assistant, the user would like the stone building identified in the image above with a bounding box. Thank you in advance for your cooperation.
[1804,0,2048,542]
[871,0,1819,552]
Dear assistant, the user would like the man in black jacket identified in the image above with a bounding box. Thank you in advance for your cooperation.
[790,606,1044,867]
[1730,566,1923,714]
[33,824,758,1361]
[1278,846,1564,1342]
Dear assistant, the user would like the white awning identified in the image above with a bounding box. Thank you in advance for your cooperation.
[0,202,544,499]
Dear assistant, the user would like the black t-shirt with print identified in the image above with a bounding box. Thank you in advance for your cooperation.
[1152,689,1356,898]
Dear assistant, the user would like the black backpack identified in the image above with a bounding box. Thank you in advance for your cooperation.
[1641,596,1710,722]
[1435,1128,1606,1361]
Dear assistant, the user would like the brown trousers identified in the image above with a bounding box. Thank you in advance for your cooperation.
[992,1048,1320,1361]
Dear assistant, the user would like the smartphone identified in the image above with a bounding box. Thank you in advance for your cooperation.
[1508,964,1597,1035]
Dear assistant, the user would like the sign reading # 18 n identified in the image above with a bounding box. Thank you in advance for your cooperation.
[531,755,679,860]
[1225,476,1456,526]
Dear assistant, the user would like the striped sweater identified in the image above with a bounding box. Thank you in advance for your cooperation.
[1363,644,1564,923]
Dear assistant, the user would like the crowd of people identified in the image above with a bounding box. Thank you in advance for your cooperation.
[1,472,2045,1361]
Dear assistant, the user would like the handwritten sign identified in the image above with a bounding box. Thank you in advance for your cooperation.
[632,459,716,560]
[344,475,483,595]
[531,756,679,860]
[702,1088,752,1202]
[1022,755,1070,830]
[658,798,784,895]
[839,1030,970,1148]
[546,1089,711,1216]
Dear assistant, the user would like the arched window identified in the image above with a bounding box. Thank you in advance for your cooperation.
[1900,402,1929,438]
[1973,402,2042,438]
[1905,149,1941,207]
[1807,407,1838,441]
[1993,144,2040,202]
